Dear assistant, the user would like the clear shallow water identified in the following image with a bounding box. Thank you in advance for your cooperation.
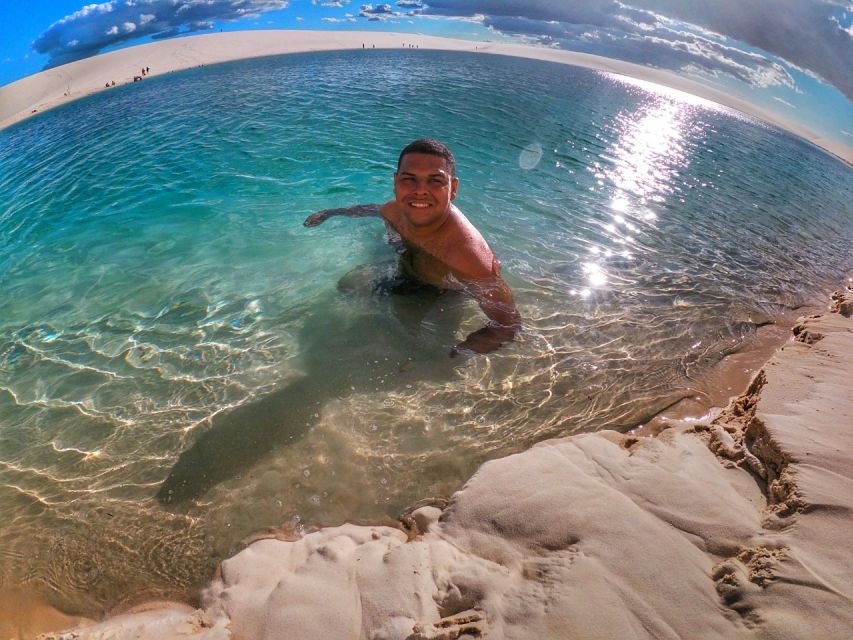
[1,50,851,614]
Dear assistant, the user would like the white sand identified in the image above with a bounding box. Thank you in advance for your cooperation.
[36,287,853,638]
[1,30,851,165]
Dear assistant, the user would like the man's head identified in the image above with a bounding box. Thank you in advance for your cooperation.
[397,139,456,178]
[394,139,459,229]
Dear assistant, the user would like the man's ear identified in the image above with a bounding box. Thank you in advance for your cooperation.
[450,176,459,200]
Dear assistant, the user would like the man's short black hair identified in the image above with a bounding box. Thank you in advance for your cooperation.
[397,139,456,177]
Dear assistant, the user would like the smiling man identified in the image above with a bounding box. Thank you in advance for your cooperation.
[304,138,520,355]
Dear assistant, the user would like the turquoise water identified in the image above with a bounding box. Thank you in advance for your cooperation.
[1,50,851,614]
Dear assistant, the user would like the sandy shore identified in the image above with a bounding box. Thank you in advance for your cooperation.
[24,286,851,639]
[1,30,851,165]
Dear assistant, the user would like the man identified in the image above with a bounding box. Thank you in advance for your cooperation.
[304,138,521,355]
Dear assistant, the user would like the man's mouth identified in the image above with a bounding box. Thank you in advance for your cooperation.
[409,202,431,209]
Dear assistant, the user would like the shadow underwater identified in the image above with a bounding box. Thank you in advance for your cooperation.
[156,267,468,506]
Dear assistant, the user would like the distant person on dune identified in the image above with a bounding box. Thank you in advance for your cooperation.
[304,138,521,355]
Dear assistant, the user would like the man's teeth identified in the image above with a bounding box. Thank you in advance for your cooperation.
[410,202,430,208]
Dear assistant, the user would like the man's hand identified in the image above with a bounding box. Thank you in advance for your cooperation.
[451,324,517,357]
[450,276,520,357]
[303,210,331,227]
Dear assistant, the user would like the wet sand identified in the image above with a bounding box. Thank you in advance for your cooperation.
[0,589,91,639]
[17,287,853,639]
[1,30,851,165]
[633,305,815,436]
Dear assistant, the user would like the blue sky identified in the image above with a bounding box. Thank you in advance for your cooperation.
[1,1,851,146]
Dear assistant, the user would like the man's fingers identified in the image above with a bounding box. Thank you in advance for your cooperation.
[303,213,325,227]
[450,344,475,358]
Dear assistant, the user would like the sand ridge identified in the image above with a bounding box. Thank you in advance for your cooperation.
[34,287,853,638]
[1,30,851,165]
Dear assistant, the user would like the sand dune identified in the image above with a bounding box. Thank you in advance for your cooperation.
[1,30,851,165]
[33,287,853,639]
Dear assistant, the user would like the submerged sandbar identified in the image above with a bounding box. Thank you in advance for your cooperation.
[1,30,851,164]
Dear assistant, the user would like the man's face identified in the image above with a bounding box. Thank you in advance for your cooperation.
[393,153,459,228]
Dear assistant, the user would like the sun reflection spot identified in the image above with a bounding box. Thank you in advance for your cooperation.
[611,197,630,212]
[605,98,693,204]
[582,263,608,287]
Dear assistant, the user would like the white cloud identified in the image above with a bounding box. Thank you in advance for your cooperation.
[358,2,422,20]
[830,13,853,35]
[33,1,289,68]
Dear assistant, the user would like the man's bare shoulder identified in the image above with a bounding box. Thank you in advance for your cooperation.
[379,201,401,224]
[443,208,497,281]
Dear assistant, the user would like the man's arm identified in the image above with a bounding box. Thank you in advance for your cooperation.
[303,203,383,227]
[453,275,521,356]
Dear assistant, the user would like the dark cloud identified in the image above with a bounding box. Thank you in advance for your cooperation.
[423,0,632,26]
[33,1,289,68]
[420,0,853,99]
[629,0,853,98]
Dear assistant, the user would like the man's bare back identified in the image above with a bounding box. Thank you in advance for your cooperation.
[304,139,520,354]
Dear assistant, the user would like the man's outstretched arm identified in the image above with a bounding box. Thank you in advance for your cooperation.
[304,203,383,227]
[453,276,521,356]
